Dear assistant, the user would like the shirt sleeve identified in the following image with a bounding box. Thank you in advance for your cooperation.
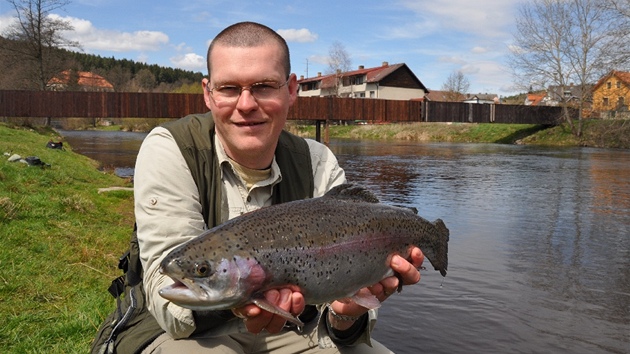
[306,138,347,196]
[134,127,206,339]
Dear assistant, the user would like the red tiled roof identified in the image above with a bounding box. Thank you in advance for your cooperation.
[526,92,546,106]
[592,70,630,91]
[48,70,114,89]
[298,63,416,89]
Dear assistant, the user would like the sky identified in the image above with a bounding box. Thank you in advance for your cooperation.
[0,0,526,97]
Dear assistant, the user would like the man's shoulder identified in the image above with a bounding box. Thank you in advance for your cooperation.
[162,112,214,132]
[162,112,214,150]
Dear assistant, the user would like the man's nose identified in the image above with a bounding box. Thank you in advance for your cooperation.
[235,89,258,111]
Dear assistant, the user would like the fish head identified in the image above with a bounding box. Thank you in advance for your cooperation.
[158,253,268,311]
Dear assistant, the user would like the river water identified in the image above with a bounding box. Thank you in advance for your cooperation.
[60,130,630,353]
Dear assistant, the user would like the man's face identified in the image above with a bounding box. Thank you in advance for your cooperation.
[203,43,297,169]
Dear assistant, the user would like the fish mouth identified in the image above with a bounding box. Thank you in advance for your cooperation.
[159,272,211,304]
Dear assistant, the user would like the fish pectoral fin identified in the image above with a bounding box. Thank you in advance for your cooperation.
[251,297,305,327]
[351,292,381,310]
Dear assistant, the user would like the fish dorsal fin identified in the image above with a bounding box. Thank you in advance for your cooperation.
[324,184,380,203]
[392,204,419,214]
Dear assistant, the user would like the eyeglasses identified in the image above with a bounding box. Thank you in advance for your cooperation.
[207,79,290,105]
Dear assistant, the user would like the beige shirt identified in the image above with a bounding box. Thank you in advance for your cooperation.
[134,126,351,340]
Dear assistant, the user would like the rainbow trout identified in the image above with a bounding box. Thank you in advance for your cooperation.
[159,184,449,326]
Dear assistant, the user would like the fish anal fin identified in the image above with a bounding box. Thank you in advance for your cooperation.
[351,292,382,310]
[251,297,304,327]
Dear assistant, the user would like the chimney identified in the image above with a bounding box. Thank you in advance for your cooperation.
[358,65,364,70]
[300,75,304,80]
[336,69,342,74]
[317,72,322,77]
[382,61,389,67]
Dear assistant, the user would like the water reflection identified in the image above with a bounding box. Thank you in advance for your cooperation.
[58,130,146,177]
[330,141,630,353]
[58,131,630,353]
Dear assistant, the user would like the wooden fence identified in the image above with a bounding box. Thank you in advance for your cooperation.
[423,101,574,124]
[0,90,571,124]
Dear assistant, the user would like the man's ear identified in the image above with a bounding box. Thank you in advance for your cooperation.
[288,74,298,106]
[202,78,212,110]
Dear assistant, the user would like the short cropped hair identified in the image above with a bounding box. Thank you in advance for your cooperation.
[207,22,291,79]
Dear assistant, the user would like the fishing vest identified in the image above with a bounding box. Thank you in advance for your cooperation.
[163,112,315,226]
[91,112,315,353]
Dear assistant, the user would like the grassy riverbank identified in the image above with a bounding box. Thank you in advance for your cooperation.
[0,124,134,353]
[287,119,630,148]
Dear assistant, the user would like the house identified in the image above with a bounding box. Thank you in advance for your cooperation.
[424,90,465,102]
[462,93,500,104]
[47,70,114,92]
[591,70,630,118]
[543,84,593,107]
[525,92,546,106]
[424,90,499,104]
[297,62,428,100]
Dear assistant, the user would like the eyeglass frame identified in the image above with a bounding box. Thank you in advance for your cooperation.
[205,78,291,104]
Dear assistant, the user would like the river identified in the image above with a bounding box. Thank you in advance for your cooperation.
[60,130,630,353]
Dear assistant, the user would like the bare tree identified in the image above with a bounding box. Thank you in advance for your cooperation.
[94,65,133,92]
[441,70,470,101]
[1,0,80,90]
[326,41,352,97]
[508,0,624,137]
[133,68,157,92]
[604,0,630,67]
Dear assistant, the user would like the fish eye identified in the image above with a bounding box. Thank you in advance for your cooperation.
[194,262,211,277]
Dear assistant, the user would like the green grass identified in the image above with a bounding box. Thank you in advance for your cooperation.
[286,120,630,148]
[0,124,133,353]
[288,122,550,143]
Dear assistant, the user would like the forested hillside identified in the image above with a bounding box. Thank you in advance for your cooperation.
[0,37,204,93]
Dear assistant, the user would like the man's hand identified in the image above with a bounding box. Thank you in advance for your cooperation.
[232,289,305,334]
[328,247,425,330]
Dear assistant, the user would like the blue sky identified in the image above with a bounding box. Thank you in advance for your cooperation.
[0,0,525,96]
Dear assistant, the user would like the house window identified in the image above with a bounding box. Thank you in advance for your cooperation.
[619,97,625,109]
[607,82,612,89]
[370,91,375,98]
[344,75,365,86]
[301,82,318,91]
[617,81,622,89]
[603,97,609,106]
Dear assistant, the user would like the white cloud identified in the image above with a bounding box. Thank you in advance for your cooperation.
[472,46,488,54]
[52,14,169,52]
[277,28,318,43]
[398,0,517,38]
[0,13,17,33]
[438,56,467,65]
[170,53,206,71]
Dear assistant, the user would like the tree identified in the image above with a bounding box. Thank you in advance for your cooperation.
[98,65,132,92]
[441,70,470,101]
[1,0,80,90]
[134,68,157,92]
[508,0,625,137]
[326,41,352,97]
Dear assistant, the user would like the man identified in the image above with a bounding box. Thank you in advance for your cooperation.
[134,21,424,353]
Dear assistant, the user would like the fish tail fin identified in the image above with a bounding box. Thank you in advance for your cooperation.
[433,219,449,242]
[433,218,450,277]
